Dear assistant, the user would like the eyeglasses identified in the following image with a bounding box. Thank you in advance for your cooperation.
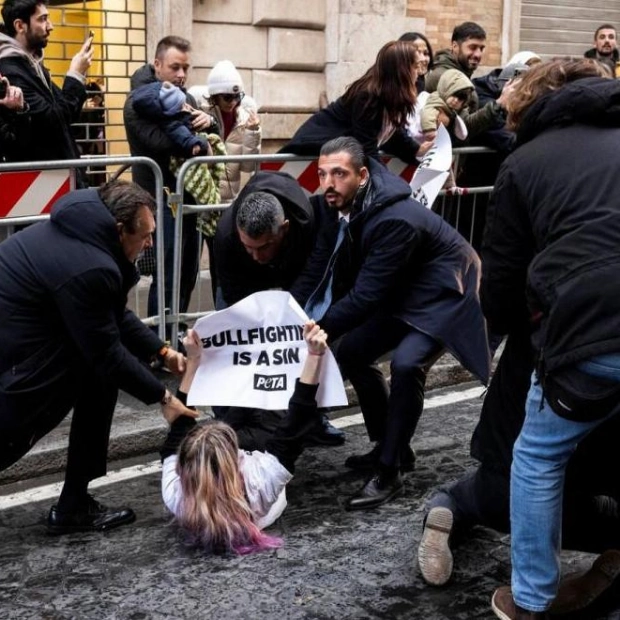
[219,92,244,103]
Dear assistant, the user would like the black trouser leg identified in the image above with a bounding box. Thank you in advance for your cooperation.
[334,315,410,444]
[58,375,118,511]
[379,329,443,468]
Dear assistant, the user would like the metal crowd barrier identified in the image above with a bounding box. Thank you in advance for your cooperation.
[169,148,496,348]
[0,156,168,340]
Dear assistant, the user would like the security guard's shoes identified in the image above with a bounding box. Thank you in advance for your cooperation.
[302,414,345,447]
[345,472,404,511]
[47,495,136,535]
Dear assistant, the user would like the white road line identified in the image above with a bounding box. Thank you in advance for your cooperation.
[331,385,485,429]
[0,385,485,511]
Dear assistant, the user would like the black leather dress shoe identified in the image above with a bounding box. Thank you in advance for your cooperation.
[303,414,345,447]
[345,445,416,473]
[47,495,136,535]
[345,473,404,511]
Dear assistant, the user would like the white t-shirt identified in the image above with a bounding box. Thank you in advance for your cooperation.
[161,449,293,530]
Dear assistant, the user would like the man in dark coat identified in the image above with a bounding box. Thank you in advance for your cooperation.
[584,24,618,76]
[425,21,507,141]
[291,136,490,511]
[0,0,91,184]
[123,35,214,328]
[214,170,317,308]
[213,170,344,446]
[0,180,196,534]
[477,62,620,617]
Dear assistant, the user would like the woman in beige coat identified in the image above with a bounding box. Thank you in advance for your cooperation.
[199,60,262,203]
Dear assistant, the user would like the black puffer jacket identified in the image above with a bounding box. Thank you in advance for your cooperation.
[214,171,317,306]
[0,188,166,414]
[481,77,620,373]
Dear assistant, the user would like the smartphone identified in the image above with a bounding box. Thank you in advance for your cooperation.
[0,79,7,100]
[86,29,94,49]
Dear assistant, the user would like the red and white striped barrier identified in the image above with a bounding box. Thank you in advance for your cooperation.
[0,169,74,219]
[260,157,417,195]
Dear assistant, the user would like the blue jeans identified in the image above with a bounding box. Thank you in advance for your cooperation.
[511,353,620,612]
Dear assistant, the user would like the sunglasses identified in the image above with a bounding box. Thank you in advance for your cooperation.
[219,92,244,103]
[453,90,471,102]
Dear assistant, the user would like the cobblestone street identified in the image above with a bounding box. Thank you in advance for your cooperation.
[0,383,615,619]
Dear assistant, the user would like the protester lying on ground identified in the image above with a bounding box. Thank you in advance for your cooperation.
[280,40,434,162]
[160,321,330,554]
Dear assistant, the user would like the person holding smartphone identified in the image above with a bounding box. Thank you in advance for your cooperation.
[0,0,93,185]
[0,73,29,162]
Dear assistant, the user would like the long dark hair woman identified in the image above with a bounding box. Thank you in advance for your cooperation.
[281,40,433,163]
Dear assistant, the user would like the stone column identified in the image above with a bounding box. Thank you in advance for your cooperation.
[145,0,194,60]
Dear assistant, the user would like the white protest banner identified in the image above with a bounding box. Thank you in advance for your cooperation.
[187,291,348,410]
[409,123,452,209]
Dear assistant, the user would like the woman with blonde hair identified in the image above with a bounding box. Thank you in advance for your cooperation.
[281,40,433,162]
[160,320,329,554]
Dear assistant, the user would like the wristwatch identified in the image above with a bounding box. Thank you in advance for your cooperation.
[156,345,170,361]
[160,389,172,406]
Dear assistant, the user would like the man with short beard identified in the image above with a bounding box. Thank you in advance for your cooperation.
[291,136,490,511]
[0,0,92,179]
[424,21,508,140]
[584,24,619,76]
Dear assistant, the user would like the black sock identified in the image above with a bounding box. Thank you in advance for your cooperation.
[57,478,89,512]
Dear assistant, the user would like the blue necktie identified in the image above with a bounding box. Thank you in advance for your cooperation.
[304,218,349,321]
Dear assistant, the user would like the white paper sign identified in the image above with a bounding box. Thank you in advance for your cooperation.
[410,123,452,209]
[187,291,348,410]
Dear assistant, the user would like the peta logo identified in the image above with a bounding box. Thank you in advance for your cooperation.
[254,374,287,391]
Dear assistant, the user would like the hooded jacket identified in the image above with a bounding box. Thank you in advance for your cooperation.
[123,64,199,195]
[200,96,262,202]
[471,68,516,153]
[292,159,490,383]
[131,81,206,154]
[0,188,166,435]
[481,77,620,373]
[213,171,317,306]
[420,69,474,135]
[0,32,85,167]
[425,49,505,140]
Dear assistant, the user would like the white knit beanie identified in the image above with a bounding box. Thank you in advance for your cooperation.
[207,60,244,96]
[159,81,186,116]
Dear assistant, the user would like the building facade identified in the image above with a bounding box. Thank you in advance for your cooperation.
[41,0,620,156]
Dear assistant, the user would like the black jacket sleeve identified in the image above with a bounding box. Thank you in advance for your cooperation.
[321,218,418,341]
[119,308,165,360]
[159,389,197,461]
[265,380,320,474]
[481,161,535,335]
[54,268,165,404]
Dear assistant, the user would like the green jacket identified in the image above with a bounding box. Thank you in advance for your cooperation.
[425,49,505,140]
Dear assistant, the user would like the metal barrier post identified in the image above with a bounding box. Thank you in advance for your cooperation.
[0,156,167,340]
